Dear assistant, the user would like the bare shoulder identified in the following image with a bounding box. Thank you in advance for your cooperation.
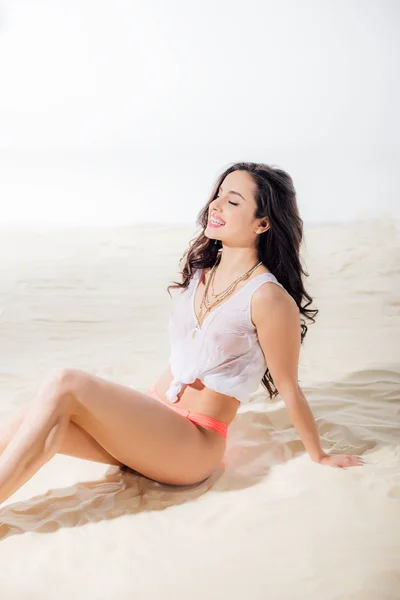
[251,278,299,328]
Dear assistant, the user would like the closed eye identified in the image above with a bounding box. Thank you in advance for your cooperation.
[216,192,239,206]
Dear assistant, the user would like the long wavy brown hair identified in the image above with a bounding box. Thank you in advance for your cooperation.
[167,161,319,400]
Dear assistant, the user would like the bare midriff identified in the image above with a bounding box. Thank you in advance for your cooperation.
[151,366,241,425]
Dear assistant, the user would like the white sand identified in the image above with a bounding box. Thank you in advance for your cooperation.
[0,219,399,599]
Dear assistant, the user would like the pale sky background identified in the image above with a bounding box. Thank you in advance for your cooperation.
[0,0,398,228]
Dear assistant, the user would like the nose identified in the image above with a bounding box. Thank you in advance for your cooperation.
[210,200,223,213]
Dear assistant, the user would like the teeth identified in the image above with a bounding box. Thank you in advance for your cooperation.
[211,219,225,225]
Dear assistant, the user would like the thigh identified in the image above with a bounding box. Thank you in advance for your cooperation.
[59,420,124,466]
[65,368,224,485]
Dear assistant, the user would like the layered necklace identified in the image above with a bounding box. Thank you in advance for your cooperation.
[192,258,262,337]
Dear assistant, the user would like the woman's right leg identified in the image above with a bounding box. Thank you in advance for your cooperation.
[0,404,122,465]
[0,406,27,454]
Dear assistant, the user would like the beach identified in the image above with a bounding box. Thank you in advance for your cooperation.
[0,219,399,599]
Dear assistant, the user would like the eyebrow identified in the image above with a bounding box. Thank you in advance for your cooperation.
[219,185,247,201]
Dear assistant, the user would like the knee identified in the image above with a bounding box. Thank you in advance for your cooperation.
[39,368,81,404]
[46,367,76,387]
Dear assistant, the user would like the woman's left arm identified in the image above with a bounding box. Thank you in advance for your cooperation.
[252,284,365,469]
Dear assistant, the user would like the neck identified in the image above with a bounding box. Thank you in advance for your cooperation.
[214,245,261,279]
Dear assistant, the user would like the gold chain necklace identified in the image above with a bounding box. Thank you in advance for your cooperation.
[192,259,262,337]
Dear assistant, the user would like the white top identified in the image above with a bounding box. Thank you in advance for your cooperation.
[166,267,285,404]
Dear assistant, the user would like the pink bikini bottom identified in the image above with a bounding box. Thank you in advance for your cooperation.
[146,384,228,440]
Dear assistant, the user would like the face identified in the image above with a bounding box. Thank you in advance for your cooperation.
[204,170,268,245]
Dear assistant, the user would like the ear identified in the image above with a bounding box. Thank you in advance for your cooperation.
[255,218,270,234]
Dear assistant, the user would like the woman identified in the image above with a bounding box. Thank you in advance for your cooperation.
[0,162,364,505]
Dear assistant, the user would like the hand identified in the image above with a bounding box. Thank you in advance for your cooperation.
[316,453,365,469]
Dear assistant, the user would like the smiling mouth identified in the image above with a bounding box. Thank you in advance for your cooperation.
[209,216,226,226]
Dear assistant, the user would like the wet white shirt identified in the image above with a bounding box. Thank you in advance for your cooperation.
[166,268,285,404]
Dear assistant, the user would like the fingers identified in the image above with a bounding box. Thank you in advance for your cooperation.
[319,454,367,468]
[335,455,366,468]
[345,455,365,467]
